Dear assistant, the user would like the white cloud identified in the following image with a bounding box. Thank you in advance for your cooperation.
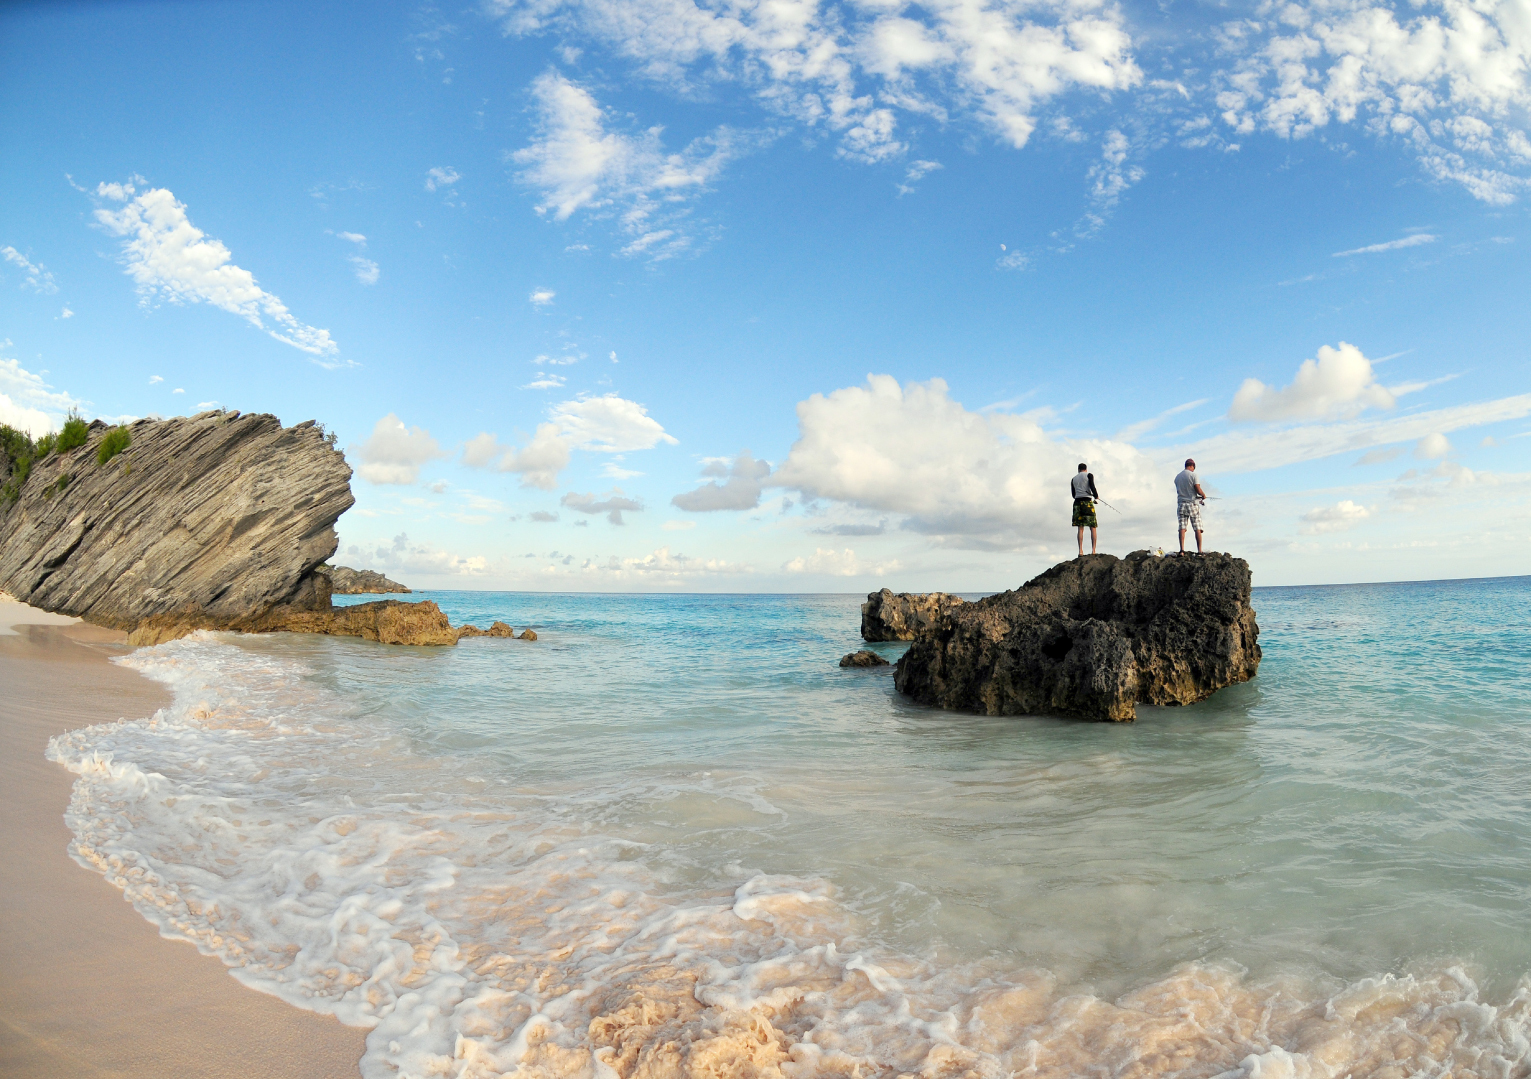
[0,355,85,435]
[1117,398,1209,442]
[1415,432,1452,459]
[349,256,380,284]
[594,545,749,578]
[662,519,696,531]
[1079,129,1144,235]
[533,353,579,365]
[172,387,185,394]
[671,450,771,511]
[350,413,447,485]
[2,246,58,294]
[59,306,74,319]
[511,72,743,258]
[523,373,568,390]
[425,166,461,191]
[196,400,220,410]
[462,424,572,490]
[93,185,343,363]
[997,249,1030,270]
[896,159,942,195]
[552,393,677,452]
[783,547,902,576]
[337,231,367,246]
[149,375,163,384]
[529,510,560,521]
[492,0,1139,161]
[1333,234,1437,257]
[561,488,644,524]
[1354,446,1404,465]
[1229,342,1403,422]
[769,374,1169,548]
[530,287,556,306]
[1300,499,1372,534]
[364,532,490,576]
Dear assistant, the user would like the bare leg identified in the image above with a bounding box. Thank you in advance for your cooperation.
[1090,526,1098,555]
[1077,525,1085,556]
[1195,528,1204,554]
[1178,526,1187,552]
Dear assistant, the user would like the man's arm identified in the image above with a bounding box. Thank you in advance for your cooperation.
[1194,481,1206,501]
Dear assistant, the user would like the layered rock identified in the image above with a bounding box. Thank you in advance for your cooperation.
[0,412,352,637]
[325,564,411,594]
[893,551,1261,721]
[860,588,967,641]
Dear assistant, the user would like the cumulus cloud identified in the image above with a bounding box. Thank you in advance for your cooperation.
[529,510,560,522]
[351,413,447,484]
[491,0,1139,161]
[92,184,343,363]
[1414,432,1452,459]
[1333,234,1437,257]
[769,374,1168,548]
[671,450,771,511]
[524,372,567,390]
[2,246,58,294]
[425,166,461,191]
[349,256,380,284]
[561,488,644,524]
[462,423,573,490]
[552,393,677,452]
[0,355,84,435]
[361,532,490,576]
[1229,342,1409,422]
[1300,499,1371,534]
[510,72,742,257]
[530,287,555,306]
[783,547,901,576]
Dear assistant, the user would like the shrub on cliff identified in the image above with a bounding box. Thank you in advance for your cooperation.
[1,424,36,505]
[97,426,131,464]
[55,412,89,455]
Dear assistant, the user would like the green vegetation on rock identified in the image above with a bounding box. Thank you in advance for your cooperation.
[1,424,36,506]
[56,413,89,455]
[97,426,131,465]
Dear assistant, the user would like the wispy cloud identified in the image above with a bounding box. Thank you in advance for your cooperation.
[1333,234,1437,257]
[2,246,58,294]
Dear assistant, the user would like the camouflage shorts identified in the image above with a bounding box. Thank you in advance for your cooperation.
[1178,499,1203,529]
[1073,498,1098,528]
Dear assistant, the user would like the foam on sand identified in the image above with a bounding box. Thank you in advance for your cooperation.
[46,634,1531,1077]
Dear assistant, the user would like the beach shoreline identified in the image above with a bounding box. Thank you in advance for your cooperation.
[0,602,366,1079]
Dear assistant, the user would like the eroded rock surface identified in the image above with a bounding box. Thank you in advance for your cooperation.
[326,565,411,594]
[840,649,890,668]
[0,412,352,638]
[894,551,1261,721]
[861,588,967,641]
[458,620,516,639]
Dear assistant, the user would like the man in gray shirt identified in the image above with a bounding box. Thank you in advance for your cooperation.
[1175,458,1207,554]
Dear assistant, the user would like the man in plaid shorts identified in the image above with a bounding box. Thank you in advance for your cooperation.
[1175,458,1207,554]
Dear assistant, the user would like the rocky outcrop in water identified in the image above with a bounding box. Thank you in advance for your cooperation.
[861,589,967,641]
[458,620,516,639]
[893,551,1261,721]
[325,565,411,594]
[840,649,890,668]
[0,412,353,639]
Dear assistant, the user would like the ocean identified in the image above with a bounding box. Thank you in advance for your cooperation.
[45,577,1531,1077]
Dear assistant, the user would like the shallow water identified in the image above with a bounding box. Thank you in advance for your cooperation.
[48,578,1531,1077]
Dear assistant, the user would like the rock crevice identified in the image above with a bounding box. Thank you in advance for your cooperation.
[892,551,1261,721]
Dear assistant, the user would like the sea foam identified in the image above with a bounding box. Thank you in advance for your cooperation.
[45,631,1531,1077]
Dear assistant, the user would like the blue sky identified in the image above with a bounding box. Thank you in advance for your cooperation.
[1,0,1527,590]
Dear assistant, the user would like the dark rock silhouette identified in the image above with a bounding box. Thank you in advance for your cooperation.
[861,588,967,641]
[840,649,890,668]
[893,551,1261,721]
[325,565,411,594]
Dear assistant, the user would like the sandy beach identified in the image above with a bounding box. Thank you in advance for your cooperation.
[0,599,366,1079]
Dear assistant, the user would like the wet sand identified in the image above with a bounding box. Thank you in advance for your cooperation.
[0,601,367,1078]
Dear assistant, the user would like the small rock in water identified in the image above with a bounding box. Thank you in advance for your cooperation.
[456,624,485,638]
[517,628,538,641]
[488,620,515,638]
[840,649,890,668]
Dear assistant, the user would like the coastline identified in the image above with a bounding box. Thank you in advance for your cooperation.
[0,602,366,1079]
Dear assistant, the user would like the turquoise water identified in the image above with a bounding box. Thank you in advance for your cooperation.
[50,577,1531,1076]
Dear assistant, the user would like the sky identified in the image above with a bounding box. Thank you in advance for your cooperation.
[1,0,1528,591]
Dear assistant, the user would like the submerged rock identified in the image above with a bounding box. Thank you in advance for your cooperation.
[861,588,967,641]
[894,551,1261,721]
[325,565,411,594]
[0,412,352,638]
[458,620,516,639]
[517,628,538,641]
[840,649,891,668]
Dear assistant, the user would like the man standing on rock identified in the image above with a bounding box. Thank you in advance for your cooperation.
[1176,458,1207,554]
[1072,463,1100,556]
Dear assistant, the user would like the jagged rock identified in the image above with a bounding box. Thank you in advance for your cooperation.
[840,649,890,668]
[894,551,1261,722]
[517,628,538,641]
[325,565,411,594]
[457,620,515,640]
[0,412,353,639]
[861,588,967,641]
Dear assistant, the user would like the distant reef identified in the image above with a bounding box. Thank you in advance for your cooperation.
[886,551,1261,722]
[325,564,411,594]
[0,411,503,648]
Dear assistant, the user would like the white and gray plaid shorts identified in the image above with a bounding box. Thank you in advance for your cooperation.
[1178,499,1203,529]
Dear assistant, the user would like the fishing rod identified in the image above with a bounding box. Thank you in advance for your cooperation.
[1096,498,1123,515]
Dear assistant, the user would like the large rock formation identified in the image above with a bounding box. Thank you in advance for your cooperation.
[325,564,411,594]
[861,588,967,641]
[0,412,351,637]
[893,551,1261,721]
